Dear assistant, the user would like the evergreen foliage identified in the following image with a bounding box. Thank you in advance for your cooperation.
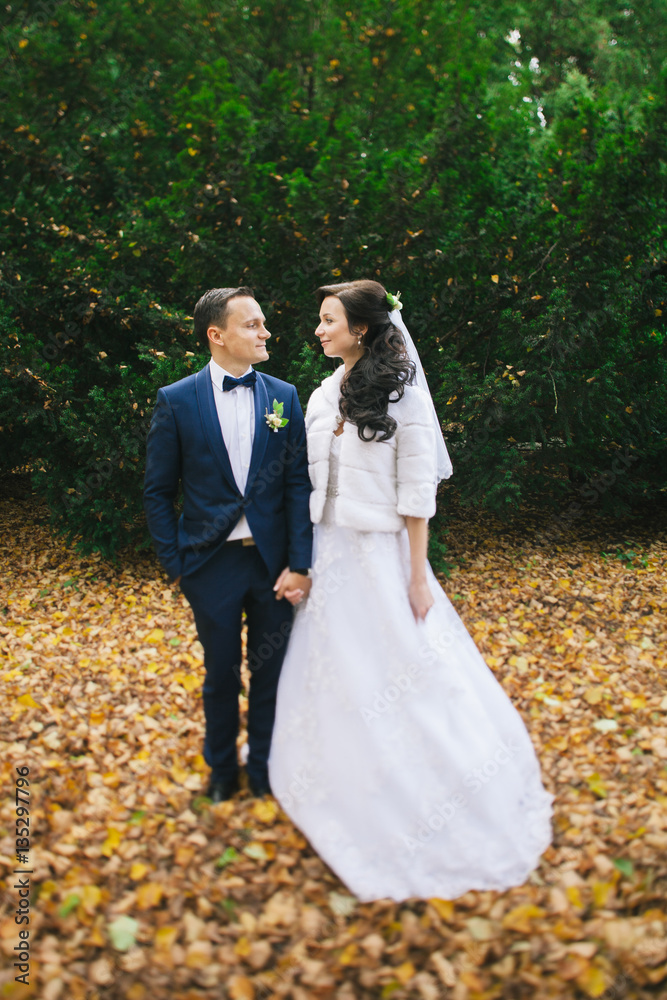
[1,0,665,553]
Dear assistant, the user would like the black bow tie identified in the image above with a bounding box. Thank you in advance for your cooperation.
[222,371,257,392]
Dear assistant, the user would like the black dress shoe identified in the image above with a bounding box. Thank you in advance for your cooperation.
[248,776,272,798]
[206,775,240,803]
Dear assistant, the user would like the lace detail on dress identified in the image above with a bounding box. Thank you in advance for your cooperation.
[323,431,342,513]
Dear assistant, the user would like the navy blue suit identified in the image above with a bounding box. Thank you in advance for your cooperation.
[143,364,312,785]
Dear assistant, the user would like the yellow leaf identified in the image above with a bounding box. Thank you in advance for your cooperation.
[180,674,201,693]
[136,882,163,910]
[252,798,279,824]
[428,898,454,921]
[227,975,255,1000]
[339,943,359,965]
[90,709,105,725]
[576,964,608,998]
[491,274,499,283]
[101,827,123,857]
[584,687,604,706]
[154,926,178,950]
[395,961,416,985]
[566,886,584,910]
[631,696,646,709]
[130,863,149,882]
[592,881,614,908]
[19,39,29,48]
[460,970,484,990]
[86,922,107,947]
[243,841,269,862]
[80,884,102,914]
[17,693,40,709]
[144,628,164,643]
[502,904,545,933]
[170,765,190,786]
[175,845,195,867]
[234,936,252,958]
[586,773,607,798]
[186,940,212,967]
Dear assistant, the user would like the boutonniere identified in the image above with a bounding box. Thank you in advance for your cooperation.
[265,398,289,432]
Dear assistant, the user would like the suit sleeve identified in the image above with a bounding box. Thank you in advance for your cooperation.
[395,388,437,520]
[143,388,183,580]
[284,385,313,570]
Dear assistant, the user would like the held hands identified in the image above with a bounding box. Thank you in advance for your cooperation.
[409,576,434,622]
[273,567,312,606]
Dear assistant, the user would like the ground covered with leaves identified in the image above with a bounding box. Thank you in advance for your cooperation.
[1,482,667,1000]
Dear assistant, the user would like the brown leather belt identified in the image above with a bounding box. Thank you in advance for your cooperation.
[226,537,256,547]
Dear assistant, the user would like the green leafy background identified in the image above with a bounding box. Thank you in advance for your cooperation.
[1,0,665,554]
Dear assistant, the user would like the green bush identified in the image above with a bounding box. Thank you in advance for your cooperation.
[1,0,665,554]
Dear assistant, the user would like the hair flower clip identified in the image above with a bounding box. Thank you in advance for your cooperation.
[386,290,403,311]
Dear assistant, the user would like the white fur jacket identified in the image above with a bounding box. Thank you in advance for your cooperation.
[306,365,437,531]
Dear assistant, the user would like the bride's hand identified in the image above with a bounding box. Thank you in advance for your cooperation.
[284,578,312,606]
[409,577,434,622]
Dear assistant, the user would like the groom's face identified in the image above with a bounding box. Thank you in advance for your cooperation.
[210,296,271,368]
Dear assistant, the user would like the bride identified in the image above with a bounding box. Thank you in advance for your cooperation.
[268,279,553,903]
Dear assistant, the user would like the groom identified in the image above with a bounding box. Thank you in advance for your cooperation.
[144,287,312,801]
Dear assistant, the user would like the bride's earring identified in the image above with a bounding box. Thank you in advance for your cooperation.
[357,335,363,348]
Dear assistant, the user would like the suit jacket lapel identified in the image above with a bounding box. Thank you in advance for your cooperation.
[245,372,270,496]
[195,366,240,494]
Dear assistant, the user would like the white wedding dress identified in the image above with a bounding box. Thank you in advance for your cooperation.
[269,431,553,903]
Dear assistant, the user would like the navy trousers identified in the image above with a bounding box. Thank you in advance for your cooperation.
[180,542,294,786]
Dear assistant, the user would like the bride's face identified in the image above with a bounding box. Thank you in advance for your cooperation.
[315,295,365,364]
[315,296,353,358]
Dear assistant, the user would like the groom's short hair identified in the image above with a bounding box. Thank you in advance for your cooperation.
[194,286,255,351]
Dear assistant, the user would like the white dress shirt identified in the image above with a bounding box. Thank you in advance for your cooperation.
[209,358,255,542]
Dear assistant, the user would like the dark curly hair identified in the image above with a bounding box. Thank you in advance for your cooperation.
[316,279,415,442]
